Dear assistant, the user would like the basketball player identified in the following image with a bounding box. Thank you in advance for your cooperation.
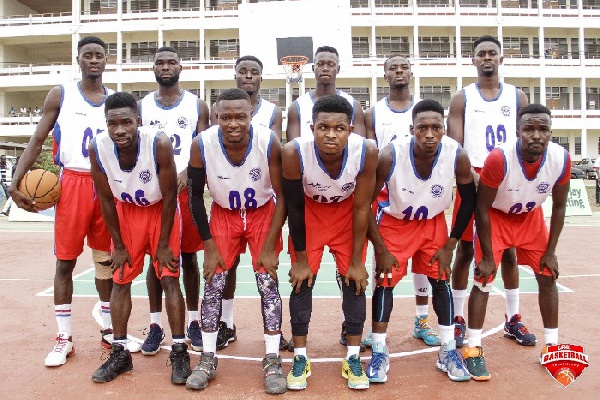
[366,100,474,383]
[139,46,210,355]
[363,56,440,348]
[283,95,377,390]
[89,92,191,384]
[447,35,533,348]
[464,104,569,380]
[185,89,287,394]
[7,36,129,366]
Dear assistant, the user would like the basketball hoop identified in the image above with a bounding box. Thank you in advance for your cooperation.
[281,55,309,84]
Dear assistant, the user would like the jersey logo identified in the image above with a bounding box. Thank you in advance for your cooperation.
[536,182,550,194]
[430,184,444,198]
[139,169,153,184]
[249,167,261,182]
[307,182,330,192]
[341,182,355,192]
[178,117,188,129]
[501,105,511,117]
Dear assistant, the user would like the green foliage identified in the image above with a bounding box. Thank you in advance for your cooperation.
[33,137,60,175]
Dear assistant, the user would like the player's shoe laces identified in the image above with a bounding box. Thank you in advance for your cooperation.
[92,343,133,383]
[216,321,237,350]
[413,315,441,346]
[464,346,491,381]
[169,343,192,385]
[366,342,390,383]
[262,353,288,394]
[339,322,366,352]
[504,314,537,346]
[362,331,375,348]
[342,354,370,389]
[141,323,165,355]
[186,352,218,390]
[436,340,471,382]
[454,316,466,348]
[44,333,75,367]
[186,320,203,351]
[287,355,311,390]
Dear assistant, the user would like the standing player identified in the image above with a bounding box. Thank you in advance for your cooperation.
[89,92,191,384]
[447,35,533,347]
[7,36,129,366]
[465,104,569,380]
[185,88,287,394]
[139,46,210,354]
[283,95,377,390]
[366,99,474,383]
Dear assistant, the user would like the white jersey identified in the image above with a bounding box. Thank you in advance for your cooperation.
[463,82,520,168]
[199,124,275,210]
[492,141,568,214]
[295,134,366,203]
[252,98,278,129]
[372,96,416,149]
[93,126,164,206]
[139,90,200,173]
[379,136,459,220]
[53,82,114,171]
[294,90,356,139]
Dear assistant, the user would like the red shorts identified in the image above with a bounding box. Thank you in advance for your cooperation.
[178,187,204,253]
[289,196,367,276]
[210,199,282,273]
[474,207,550,285]
[54,169,111,259]
[451,167,480,242]
[113,201,181,284]
[378,212,449,287]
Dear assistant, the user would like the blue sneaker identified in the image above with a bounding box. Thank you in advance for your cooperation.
[504,314,537,346]
[141,323,164,356]
[361,331,375,348]
[454,316,466,348]
[436,340,471,382]
[366,342,389,383]
[413,315,441,346]
[187,320,203,351]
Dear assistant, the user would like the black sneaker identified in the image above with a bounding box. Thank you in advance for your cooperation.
[170,343,192,385]
[339,322,366,352]
[216,321,237,350]
[279,334,288,350]
[92,343,133,383]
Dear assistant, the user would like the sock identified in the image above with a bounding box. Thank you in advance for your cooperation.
[173,335,185,344]
[504,288,519,320]
[221,299,234,329]
[202,331,219,354]
[55,304,72,336]
[113,336,127,346]
[452,289,467,318]
[294,347,307,358]
[150,312,162,327]
[264,334,281,356]
[439,325,454,345]
[188,310,199,324]
[544,328,558,345]
[100,301,111,330]
[346,345,360,359]
[372,332,387,345]
[467,328,483,348]
[415,305,428,317]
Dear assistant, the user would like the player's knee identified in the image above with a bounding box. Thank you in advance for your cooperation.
[429,278,453,326]
[456,241,474,262]
[341,278,366,335]
[535,274,557,290]
[413,273,430,296]
[256,273,282,331]
[372,286,394,323]
[500,248,517,265]
[472,280,493,293]
[180,252,197,269]
[92,249,112,280]
[290,279,314,335]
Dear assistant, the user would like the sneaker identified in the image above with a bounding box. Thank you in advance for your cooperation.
[187,320,203,352]
[463,346,491,381]
[170,343,192,385]
[341,354,370,389]
[92,343,133,383]
[454,316,466,348]
[101,329,112,349]
[279,335,289,351]
[262,353,287,394]
[44,334,75,367]
[186,352,218,390]
[362,331,375,348]
[413,315,441,346]
[504,314,537,346]
[339,323,367,352]
[436,340,471,382]
[216,321,237,350]
[287,337,295,352]
[366,342,389,383]
[287,355,311,390]
[141,323,165,356]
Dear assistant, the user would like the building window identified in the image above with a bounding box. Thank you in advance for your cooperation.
[130,0,159,12]
[130,42,158,63]
[419,36,451,58]
[416,0,454,6]
[461,0,497,6]
[573,86,581,110]
[583,0,600,9]
[420,86,451,108]
[503,37,530,58]
[575,136,581,156]
[171,41,200,60]
[377,86,390,101]
[339,87,370,108]
[461,36,478,58]
[551,137,569,152]
[210,89,226,105]
[132,90,152,100]
[546,86,570,110]
[516,86,532,104]
[259,88,286,111]
[167,0,200,10]
[544,37,569,59]
[376,36,410,58]
[208,39,240,59]
[351,0,370,6]
[586,87,600,110]
[209,0,241,9]
[375,0,410,6]
[584,38,600,58]
[352,37,370,58]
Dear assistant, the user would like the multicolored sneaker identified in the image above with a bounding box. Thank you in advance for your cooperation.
[216,321,237,350]
[436,340,471,382]
[141,323,165,356]
[454,316,466,348]
[366,342,389,383]
[361,331,375,348]
[262,353,287,394]
[187,320,203,351]
[342,354,370,389]
[464,346,491,381]
[287,355,311,390]
[186,352,218,390]
[44,333,75,367]
[504,314,537,346]
[413,315,441,346]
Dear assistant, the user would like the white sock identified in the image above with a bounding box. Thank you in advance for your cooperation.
[264,334,281,356]
[113,337,127,345]
[294,347,307,358]
[188,310,199,323]
[346,345,360,359]
[504,288,519,319]
[452,289,468,318]
[150,312,162,327]
[173,336,185,344]
[413,273,429,296]
[55,304,72,336]
[415,304,428,317]
[100,301,112,330]
[439,325,454,345]
[202,331,219,354]
[372,332,387,345]
[221,299,234,329]
[544,328,558,345]
[467,328,483,347]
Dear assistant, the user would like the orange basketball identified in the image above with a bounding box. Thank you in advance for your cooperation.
[18,169,61,211]
[554,368,575,386]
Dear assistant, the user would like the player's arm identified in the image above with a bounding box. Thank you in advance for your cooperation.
[351,100,366,138]
[515,89,529,139]
[285,102,301,142]
[197,98,211,133]
[209,101,218,126]
[446,90,465,146]
[364,107,376,141]
[8,86,61,211]
[270,107,283,142]
[474,181,497,285]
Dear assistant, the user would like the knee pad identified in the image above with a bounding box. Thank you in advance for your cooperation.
[413,273,430,297]
[200,271,228,332]
[289,278,314,336]
[255,273,282,332]
[340,277,366,336]
[372,286,394,323]
[472,280,493,293]
[92,250,112,280]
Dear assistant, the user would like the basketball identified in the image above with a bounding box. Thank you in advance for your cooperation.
[554,367,576,386]
[18,169,61,211]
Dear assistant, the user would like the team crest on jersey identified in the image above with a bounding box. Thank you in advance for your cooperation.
[341,182,355,192]
[537,182,550,194]
[249,167,261,182]
[500,105,511,117]
[178,117,188,129]
[139,169,153,184]
[430,184,444,198]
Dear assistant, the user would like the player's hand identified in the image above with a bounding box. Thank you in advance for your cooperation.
[345,262,369,296]
[110,247,132,283]
[474,257,496,287]
[203,240,225,285]
[154,244,179,278]
[7,185,37,213]
[431,239,457,281]
[258,248,279,280]
[176,170,187,194]
[374,246,399,287]
[471,168,481,189]
[289,253,312,294]
[540,252,559,280]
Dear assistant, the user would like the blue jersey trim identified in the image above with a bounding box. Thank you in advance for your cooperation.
[91,137,105,174]
[218,126,253,167]
[293,140,304,175]
[358,139,367,175]
[197,136,206,169]
[153,90,185,110]
[314,140,348,180]
[77,82,109,107]
[476,82,503,102]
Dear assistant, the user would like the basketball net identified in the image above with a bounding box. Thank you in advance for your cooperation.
[281,56,308,84]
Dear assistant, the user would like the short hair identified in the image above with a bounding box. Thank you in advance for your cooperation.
[77,36,107,53]
[105,92,138,114]
[412,99,445,120]
[216,88,251,103]
[383,55,411,71]
[155,46,180,58]
[473,35,501,52]
[518,103,552,120]
[312,95,353,124]
[315,46,339,58]
[235,55,263,70]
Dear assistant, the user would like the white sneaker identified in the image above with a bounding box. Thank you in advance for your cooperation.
[126,339,142,353]
[44,334,75,367]
[101,331,142,353]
